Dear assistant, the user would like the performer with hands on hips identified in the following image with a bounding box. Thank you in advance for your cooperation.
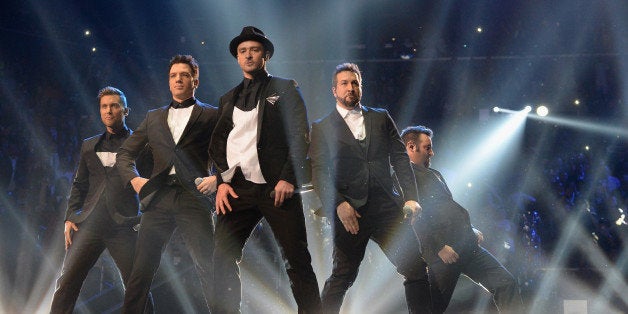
[116,55,218,313]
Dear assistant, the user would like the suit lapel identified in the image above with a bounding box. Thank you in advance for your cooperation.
[256,77,272,143]
[362,106,371,155]
[330,111,363,154]
[158,106,176,145]
[87,134,106,174]
[179,102,202,142]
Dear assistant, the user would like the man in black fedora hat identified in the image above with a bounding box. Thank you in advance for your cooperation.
[209,26,322,313]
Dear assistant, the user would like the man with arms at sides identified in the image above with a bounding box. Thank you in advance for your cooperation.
[116,55,218,313]
[400,125,523,313]
[51,86,153,313]
[309,63,432,314]
[209,26,321,313]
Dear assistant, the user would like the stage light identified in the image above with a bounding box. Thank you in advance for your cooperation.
[84,29,91,36]
[585,145,590,151]
[524,106,532,113]
[467,182,473,188]
[615,213,625,226]
[476,26,483,33]
[574,99,581,106]
[536,105,549,117]
[91,47,96,52]
[493,106,500,113]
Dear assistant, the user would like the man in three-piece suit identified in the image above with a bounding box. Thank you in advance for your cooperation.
[51,86,153,313]
[208,26,321,313]
[310,63,432,313]
[400,125,522,313]
[116,55,219,313]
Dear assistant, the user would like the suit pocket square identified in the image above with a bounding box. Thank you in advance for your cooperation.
[266,94,280,105]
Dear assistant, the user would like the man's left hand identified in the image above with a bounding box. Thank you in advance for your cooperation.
[272,180,294,207]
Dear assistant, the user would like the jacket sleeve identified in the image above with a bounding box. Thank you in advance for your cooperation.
[384,110,419,202]
[65,141,90,221]
[116,113,150,185]
[309,120,345,217]
[278,79,310,186]
[208,96,230,186]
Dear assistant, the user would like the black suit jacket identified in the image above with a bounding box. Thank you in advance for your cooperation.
[310,106,419,217]
[412,164,477,263]
[65,131,145,224]
[209,75,310,188]
[116,100,218,209]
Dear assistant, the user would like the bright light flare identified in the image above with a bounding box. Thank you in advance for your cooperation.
[536,105,549,117]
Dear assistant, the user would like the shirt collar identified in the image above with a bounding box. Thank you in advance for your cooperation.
[243,69,269,85]
[104,125,129,140]
[336,103,362,119]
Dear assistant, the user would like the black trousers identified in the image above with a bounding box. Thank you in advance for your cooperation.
[428,246,523,313]
[122,185,214,313]
[212,177,321,313]
[51,219,153,313]
[320,197,432,314]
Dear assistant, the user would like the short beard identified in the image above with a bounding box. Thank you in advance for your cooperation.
[337,95,360,109]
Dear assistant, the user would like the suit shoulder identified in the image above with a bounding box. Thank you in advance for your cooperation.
[366,106,388,115]
[83,133,101,143]
[269,76,298,88]
[197,101,218,111]
[146,106,167,115]
[312,112,334,127]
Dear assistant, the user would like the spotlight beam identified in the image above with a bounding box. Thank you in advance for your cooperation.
[526,114,628,138]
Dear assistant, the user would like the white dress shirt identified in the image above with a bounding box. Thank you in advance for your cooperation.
[336,103,365,140]
[167,105,194,174]
[224,106,266,184]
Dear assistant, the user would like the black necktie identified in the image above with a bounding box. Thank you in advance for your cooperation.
[236,79,255,111]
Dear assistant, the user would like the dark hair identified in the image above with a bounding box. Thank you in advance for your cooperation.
[169,54,199,79]
[332,62,362,87]
[400,125,433,145]
[97,86,127,108]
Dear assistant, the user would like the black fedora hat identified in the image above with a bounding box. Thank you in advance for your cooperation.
[229,26,274,59]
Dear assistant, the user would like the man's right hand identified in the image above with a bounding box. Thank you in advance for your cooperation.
[64,221,79,250]
[130,177,149,194]
[337,201,361,235]
[215,183,239,215]
[438,245,459,264]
